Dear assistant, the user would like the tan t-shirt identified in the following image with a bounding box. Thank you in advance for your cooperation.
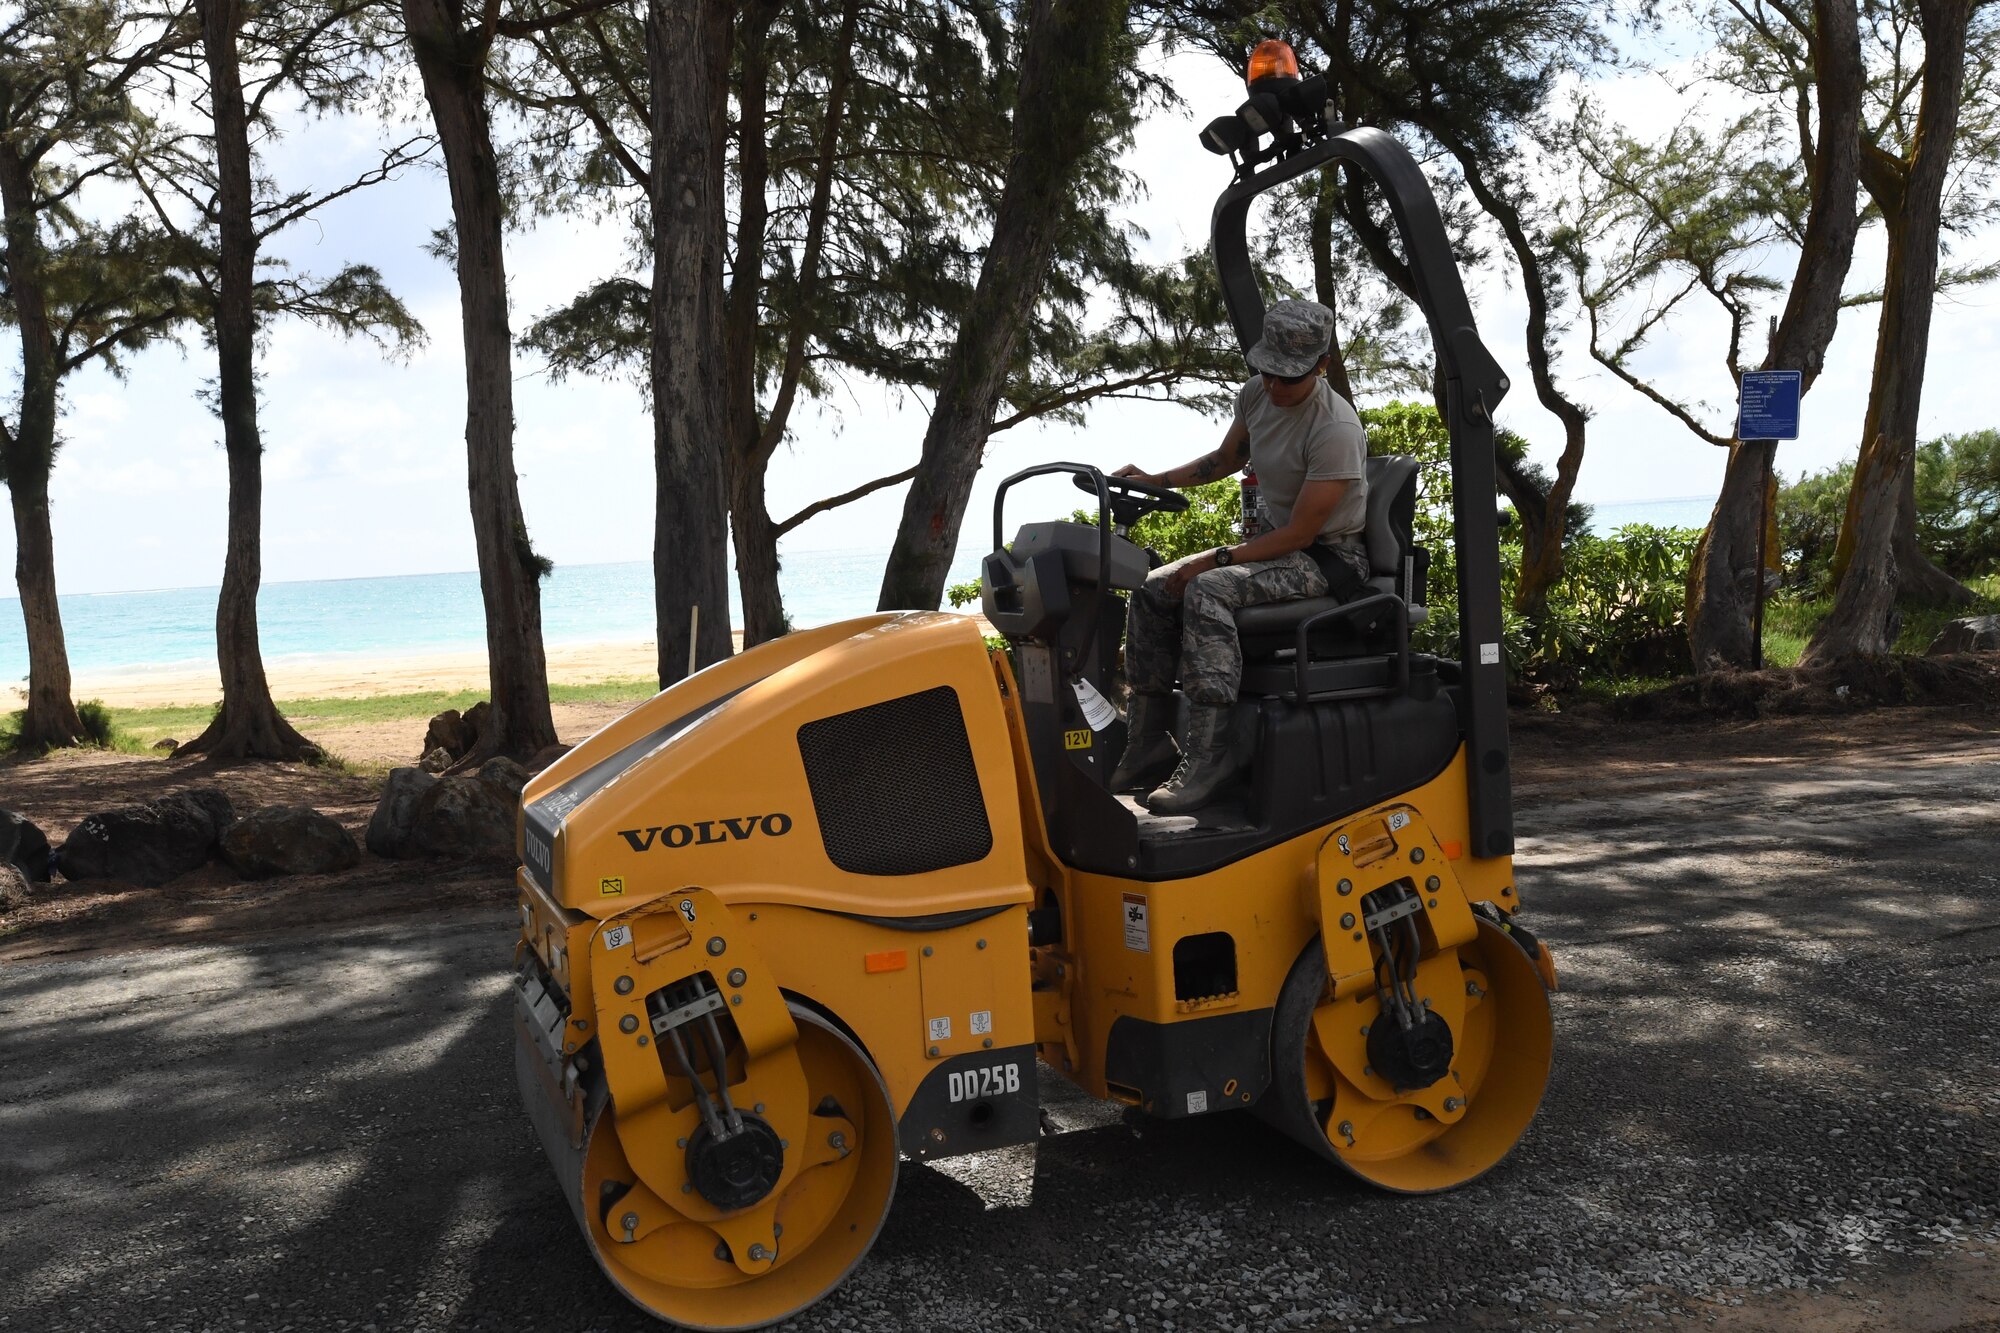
[1236,377,1368,545]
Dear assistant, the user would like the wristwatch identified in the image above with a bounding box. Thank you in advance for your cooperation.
[1212,546,1234,567]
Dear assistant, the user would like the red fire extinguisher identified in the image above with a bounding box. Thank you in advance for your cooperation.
[1240,468,1267,540]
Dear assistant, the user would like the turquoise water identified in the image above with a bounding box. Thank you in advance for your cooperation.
[0,497,1712,682]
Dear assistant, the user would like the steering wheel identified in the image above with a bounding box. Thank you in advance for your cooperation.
[1071,471,1189,527]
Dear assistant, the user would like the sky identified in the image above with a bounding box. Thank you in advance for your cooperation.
[4,40,1998,600]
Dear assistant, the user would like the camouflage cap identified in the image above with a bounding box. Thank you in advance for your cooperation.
[1246,299,1335,378]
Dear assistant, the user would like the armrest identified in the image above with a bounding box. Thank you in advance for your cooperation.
[1292,593,1409,702]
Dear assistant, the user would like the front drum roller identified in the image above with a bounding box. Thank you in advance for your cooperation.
[1259,917,1553,1193]
[577,1001,897,1330]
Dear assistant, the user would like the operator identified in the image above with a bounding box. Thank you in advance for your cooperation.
[1108,298,1371,814]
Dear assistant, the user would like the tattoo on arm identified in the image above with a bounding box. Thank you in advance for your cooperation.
[1188,453,1224,482]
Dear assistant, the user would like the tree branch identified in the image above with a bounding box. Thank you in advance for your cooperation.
[774,464,921,536]
[495,0,621,38]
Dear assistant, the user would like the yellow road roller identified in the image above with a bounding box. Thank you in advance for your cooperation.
[513,95,1556,1330]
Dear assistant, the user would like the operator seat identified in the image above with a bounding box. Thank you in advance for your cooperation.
[1233,454,1430,702]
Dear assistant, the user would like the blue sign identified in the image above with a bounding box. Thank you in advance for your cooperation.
[1737,370,1801,441]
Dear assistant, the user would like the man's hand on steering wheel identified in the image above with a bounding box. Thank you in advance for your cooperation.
[1111,464,1166,489]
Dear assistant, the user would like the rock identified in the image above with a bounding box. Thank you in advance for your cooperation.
[407,774,516,859]
[475,756,531,801]
[418,746,455,774]
[58,788,236,888]
[0,862,28,913]
[152,738,179,753]
[1,808,53,882]
[422,708,472,759]
[527,743,572,773]
[366,767,437,858]
[220,806,362,879]
[460,700,491,748]
[1926,614,2000,655]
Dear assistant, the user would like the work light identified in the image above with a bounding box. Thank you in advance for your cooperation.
[1198,39,1334,174]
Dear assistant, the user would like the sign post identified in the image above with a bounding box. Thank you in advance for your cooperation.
[1735,370,1802,669]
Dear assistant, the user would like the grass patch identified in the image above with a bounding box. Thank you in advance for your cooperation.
[1569,674,1685,703]
[103,677,658,746]
[1762,573,2000,668]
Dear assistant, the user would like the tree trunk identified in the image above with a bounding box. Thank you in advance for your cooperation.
[0,143,86,750]
[724,0,787,647]
[1688,0,1864,670]
[1805,0,1972,664]
[404,0,558,761]
[648,0,737,685]
[1889,440,1975,605]
[878,0,1132,612]
[177,0,319,762]
[6,471,84,749]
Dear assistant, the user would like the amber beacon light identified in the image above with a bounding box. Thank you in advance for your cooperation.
[1247,38,1300,85]
[1201,38,1333,175]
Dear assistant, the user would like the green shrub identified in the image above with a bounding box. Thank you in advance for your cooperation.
[1916,428,2000,578]
[76,700,115,746]
[1777,428,2000,599]
[1775,460,1853,594]
[2,697,124,754]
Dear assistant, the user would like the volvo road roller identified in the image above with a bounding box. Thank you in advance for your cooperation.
[513,56,1557,1329]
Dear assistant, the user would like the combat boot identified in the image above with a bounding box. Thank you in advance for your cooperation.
[1145,702,1235,814]
[1109,692,1179,792]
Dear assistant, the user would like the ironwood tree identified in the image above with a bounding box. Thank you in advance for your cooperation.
[1806,0,1995,661]
[877,0,1144,612]
[142,0,427,761]
[399,0,599,763]
[1559,0,1866,671]
[646,0,735,681]
[513,0,1239,648]
[0,0,195,751]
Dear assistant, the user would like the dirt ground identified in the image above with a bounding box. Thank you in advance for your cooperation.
[0,700,635,962]
[0,697,1994,1330]
[304,697,635,770]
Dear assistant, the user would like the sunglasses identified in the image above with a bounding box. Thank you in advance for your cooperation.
[1261,367,1319,386]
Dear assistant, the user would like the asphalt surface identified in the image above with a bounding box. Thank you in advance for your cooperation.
[3,725,1997,1332]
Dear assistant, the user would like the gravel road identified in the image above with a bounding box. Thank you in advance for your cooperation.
[3,718,1996,1331]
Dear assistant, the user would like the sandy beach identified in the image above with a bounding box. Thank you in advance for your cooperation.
[53,638,698,710]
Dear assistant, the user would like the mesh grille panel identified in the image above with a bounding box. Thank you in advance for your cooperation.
[797,686,993,876]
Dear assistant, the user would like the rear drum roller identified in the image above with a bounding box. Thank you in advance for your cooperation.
[576,1004,898,1330]
[1258,917,1552,1193]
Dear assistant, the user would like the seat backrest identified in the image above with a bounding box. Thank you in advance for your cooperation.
[1362,454,1419,578]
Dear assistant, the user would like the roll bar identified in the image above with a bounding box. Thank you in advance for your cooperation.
[1211,127,1515,858]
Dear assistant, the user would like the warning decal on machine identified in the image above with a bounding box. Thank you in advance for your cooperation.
[1186,1090,1209,1114]
[602,924,632,951]
[928,1016,952,1042]
[1122,893,1150,952]
[1072,677,1117,731]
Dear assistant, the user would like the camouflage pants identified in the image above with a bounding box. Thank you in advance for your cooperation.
[1126,544,1371,705]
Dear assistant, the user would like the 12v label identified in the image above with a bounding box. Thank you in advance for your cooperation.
[947,1063,1022,1103]
[1064,728,1092,750]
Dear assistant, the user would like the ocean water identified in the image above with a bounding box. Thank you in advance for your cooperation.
[0,496,1712,682]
